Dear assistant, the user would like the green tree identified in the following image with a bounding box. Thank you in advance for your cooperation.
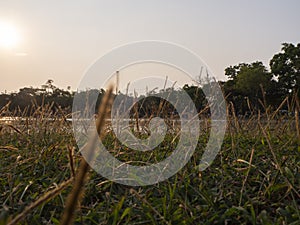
[270,43,300,98]
[223,62,272,113]
[235,62,272,99]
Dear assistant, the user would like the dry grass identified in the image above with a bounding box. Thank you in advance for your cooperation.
[0,94,299,224]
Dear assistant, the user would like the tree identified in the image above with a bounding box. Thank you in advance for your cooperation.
[235,62,272,99]
[223,62,272,113]
[225,63,248,80]
[270,43,300,98]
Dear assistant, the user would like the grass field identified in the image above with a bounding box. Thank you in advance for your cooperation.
[0,100,300,225]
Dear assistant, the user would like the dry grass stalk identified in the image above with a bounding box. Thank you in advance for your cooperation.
[239,148,255,206]
[133,94,140,135]
[60,86,113,225]
[68,146,75,178]
[270,97,288,121]
[230,101,240,132]
[226,104,234,153]
[0,101,11,115]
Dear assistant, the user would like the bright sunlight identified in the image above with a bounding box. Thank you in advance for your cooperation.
[0,21,20,48]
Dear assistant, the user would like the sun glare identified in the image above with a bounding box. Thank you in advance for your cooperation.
[0,21,20,48]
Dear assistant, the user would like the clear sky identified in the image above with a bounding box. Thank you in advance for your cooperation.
[0,0,300,93]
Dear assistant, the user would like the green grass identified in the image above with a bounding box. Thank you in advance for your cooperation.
[0,105,300,224]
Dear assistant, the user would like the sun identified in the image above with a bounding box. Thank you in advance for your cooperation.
[0,21,20,48]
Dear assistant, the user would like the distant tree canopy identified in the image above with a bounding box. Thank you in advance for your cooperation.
[0,80,74,116]
[0,43,299,117]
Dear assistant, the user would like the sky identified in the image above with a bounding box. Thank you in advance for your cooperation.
[0,0,300,93]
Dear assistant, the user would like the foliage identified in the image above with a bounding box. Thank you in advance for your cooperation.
[270,43,300,98]
[223,43,300,113]
[0,80,73,116]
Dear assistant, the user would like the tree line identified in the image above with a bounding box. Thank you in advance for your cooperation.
[222,43,300,114]
[0,43,299,117]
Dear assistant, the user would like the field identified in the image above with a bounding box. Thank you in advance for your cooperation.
[0,101,300,225]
